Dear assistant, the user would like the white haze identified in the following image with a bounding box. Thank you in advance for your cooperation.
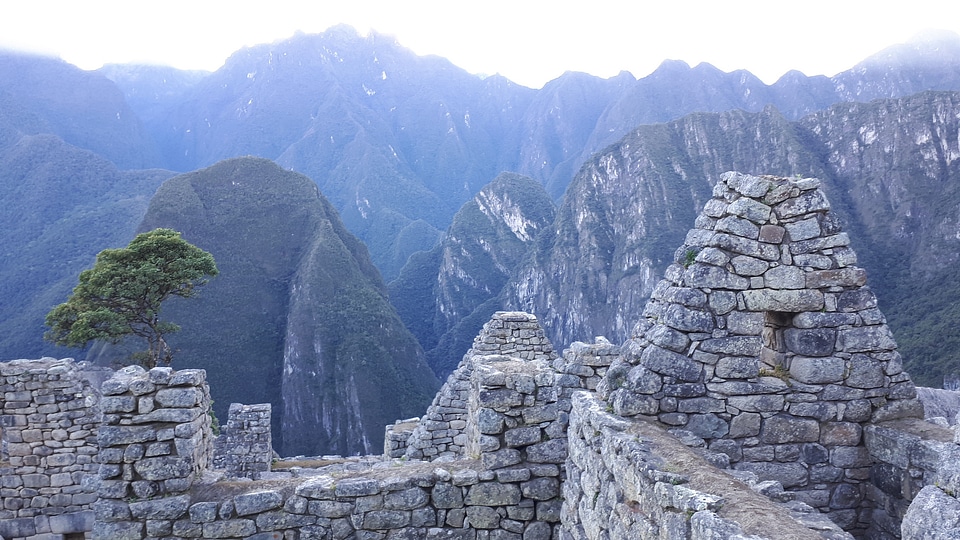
[2,0,960,88]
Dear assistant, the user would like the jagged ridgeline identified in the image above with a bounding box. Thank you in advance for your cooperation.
[389,172,556,378]
[93,157,439,456]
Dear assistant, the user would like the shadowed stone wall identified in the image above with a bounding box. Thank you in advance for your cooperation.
[0,358,103,540]
[212,402,273,479]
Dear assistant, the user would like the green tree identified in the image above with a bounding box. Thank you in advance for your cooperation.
[44,228,218,368]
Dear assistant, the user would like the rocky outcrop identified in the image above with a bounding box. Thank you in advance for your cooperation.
[390,173,556,378]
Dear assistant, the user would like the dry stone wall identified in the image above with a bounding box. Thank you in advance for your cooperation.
[92,364,214,540]
[211,402,273,480]
[861,419,959,539]
[563,392,852,540]
[401,312,556,461]
[597,172,924,534]
[0,358,103,540]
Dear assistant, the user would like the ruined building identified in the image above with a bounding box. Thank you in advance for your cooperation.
[2,173,959,539]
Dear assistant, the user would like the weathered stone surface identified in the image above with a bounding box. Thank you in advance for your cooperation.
[699,336,762,357]
[838,326,897,353]
[763,265,805,289]
[760,414,819,444]
[465,482,521,506]
[727,197,772,223]
[684,263,750,290]
[640,346,702,382]
[233,490,283,516]
[129,494,191,520]
[784,328,836,357]
[741,289,824,312]
[901,485,960,539]
[789,356,845,384]
[661,304,715,333]
[726,311,763,335]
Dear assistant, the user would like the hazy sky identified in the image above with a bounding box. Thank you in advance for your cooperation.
[3,0,960,88]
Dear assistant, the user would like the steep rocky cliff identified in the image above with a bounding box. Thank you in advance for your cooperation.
[106,157,438,456]
[505,107,828,348]
[504,92,960,386]
[390,173,555,377]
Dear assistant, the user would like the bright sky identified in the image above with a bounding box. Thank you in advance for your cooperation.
[3,0,960,88]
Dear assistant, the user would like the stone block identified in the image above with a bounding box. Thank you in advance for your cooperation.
[481,448,522,470]
[760,414,819,444]
[740,288,823,312]
[309,500,355,517]
[465,482,521,506]
[155,387,202,408]
[726,311,764,335]
[846,355,885,389]
[684,264,750,290]
[234,490,283,516]
[805,268,867,288]
[784,217,820,241]
[715,356,760,379]
[838,326,897,353]
[784,328,836,357]
[640,346,702,382]
[685,414,729,439]
[363,509,410,529]
[525,439,567,464]
[789,356,845,384]
[727,197,772,223]
[699,336,762,357]
[505,426,542,447]
[661,304,714,333]
[129,494,190,520]
[763,265,805,289]
[202,519,256,538]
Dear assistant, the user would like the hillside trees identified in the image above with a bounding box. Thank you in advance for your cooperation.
[44,228,218,368]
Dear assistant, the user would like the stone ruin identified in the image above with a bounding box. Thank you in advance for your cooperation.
[2,172,960,540]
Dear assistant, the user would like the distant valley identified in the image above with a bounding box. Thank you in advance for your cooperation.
[3,28,960,453]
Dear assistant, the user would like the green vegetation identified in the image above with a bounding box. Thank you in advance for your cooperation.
[44,228,218,368]
[93,157,439,456]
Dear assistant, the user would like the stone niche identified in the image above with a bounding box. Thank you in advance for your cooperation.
[598,172,924,533]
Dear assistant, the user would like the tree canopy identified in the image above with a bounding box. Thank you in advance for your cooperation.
[44,228,218,367]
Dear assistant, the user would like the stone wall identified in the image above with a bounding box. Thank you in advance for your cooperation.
[402,312,556,461]
[212,402,273,479]
[0,358,103,540]
[596,172,925,534]
[115,458,562,540]
[861,419,958,539]
[92,364,214,540]
[563,392,852,539]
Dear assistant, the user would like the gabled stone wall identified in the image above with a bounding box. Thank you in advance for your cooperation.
[597,172,924,533]
[401,312,556,461]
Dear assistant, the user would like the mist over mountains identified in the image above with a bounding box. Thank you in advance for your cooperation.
[4,27,960,452]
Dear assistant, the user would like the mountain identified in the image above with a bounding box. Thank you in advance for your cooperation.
[96,156,439,456]
[95,29,960,282]
[0,50,160,169]
[502,91,960,388]
[389,172,555,377]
